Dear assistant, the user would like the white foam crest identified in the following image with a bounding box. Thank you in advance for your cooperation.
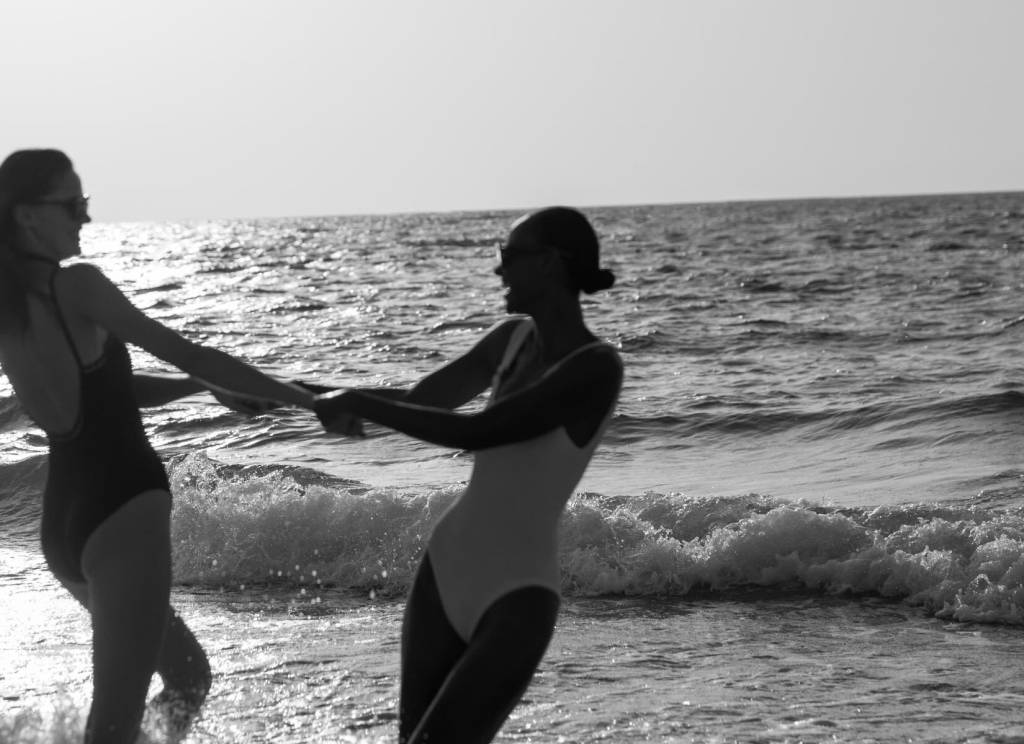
[558,498,871,594]
[0,693,223,744]
[558,493,1024,625]
[163,463,1024,625]
[167,452,458,594]
[0,696,85,744]
[932,536,1024,624]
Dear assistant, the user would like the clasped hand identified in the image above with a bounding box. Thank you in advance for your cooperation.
[210,383,364,437]
[314,390,365,437]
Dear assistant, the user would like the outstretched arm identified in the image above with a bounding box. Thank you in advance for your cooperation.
[316,346,621,450]
[292,380,342,395]
[134,374,281,414]
[392,318,524,409]
[59,264,314,408]
[312,317,524,417]
[133,373,204,407]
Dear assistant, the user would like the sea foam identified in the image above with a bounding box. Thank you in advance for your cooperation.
[166,453,1024,625]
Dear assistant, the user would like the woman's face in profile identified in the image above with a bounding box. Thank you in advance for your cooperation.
[496,232,557,314]
[23,170,90,260]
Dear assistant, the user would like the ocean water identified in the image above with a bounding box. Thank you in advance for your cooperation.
[2,192,1024,742]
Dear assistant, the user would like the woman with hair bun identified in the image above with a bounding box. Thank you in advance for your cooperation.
[315,206,623,744]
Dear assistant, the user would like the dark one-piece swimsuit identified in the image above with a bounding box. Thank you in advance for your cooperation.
[40,280,169,584]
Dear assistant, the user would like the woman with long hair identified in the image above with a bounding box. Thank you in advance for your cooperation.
[315,206,622,743]
[0,149,315,743]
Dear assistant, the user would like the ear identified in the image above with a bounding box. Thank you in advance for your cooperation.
[11,204,35,229]
[539,251,569,282]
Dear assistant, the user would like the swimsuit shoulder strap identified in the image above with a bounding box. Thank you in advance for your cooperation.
[498,318,536,372]
[47,270,86,370]
[542,339,612,377]
[491,318,537,396]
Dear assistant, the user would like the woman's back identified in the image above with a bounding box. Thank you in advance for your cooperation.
[0,267,108,436]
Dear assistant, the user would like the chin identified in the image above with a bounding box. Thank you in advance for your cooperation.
[507,298,531,315]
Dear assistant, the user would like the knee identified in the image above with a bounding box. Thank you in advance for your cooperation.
[181,649,213,706]
[155,662,210,716]
[165,610,213,698]
[191,657,213,704]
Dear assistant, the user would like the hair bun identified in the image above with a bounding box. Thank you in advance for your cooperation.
[580,269,616,294]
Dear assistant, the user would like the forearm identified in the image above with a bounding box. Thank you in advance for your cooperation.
[292,380,343,395]
[360,387,408,401]
[133,374,205,407]
[336,391,479,449]
[403,376,474,409]
[183,346,314,408]
[331,389,556,450]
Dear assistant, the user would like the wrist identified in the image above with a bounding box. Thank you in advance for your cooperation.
[286,382,316,409]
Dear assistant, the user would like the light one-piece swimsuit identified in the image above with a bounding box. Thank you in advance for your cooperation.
[425,318,616,640]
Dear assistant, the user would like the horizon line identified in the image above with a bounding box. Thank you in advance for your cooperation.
[94,187,1024,225]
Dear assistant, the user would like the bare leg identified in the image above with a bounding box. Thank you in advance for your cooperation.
[56,515,211,735]
[148,609,211,740]
[58,582,211,704]
[79,490,172,744]
[399,556,467,742]
[405,586,559,744]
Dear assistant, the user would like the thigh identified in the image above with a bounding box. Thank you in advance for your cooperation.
[56,574,91,609]
[57,536,208,701]
[60,575,208,698]
[405,585,560,744]
[82,490,173,742]
[82,487,172,634]
[399,555,466,743]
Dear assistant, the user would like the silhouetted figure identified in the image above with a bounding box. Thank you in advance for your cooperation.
[0,149,315,743]
[316,206,622,744]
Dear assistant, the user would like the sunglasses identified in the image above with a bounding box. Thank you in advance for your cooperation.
[30,194,90,221]
[494,241,555,264]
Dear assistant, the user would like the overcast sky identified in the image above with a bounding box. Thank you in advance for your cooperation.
[4,0,1022,222]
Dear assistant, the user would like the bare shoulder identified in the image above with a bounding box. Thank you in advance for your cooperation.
[484,316,533,346]
[52,262,113,300]
[539,343,622,410]
[590,341,622,366]
[568,342,623,381]
[475,315,533,367]
[56,261,107,285]
[52,263,145,334]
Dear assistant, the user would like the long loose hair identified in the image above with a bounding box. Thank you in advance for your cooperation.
[0,149,74,331]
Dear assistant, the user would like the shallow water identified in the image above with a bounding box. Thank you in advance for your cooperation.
[5,583,1024,743]
[4,193,1024,742]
